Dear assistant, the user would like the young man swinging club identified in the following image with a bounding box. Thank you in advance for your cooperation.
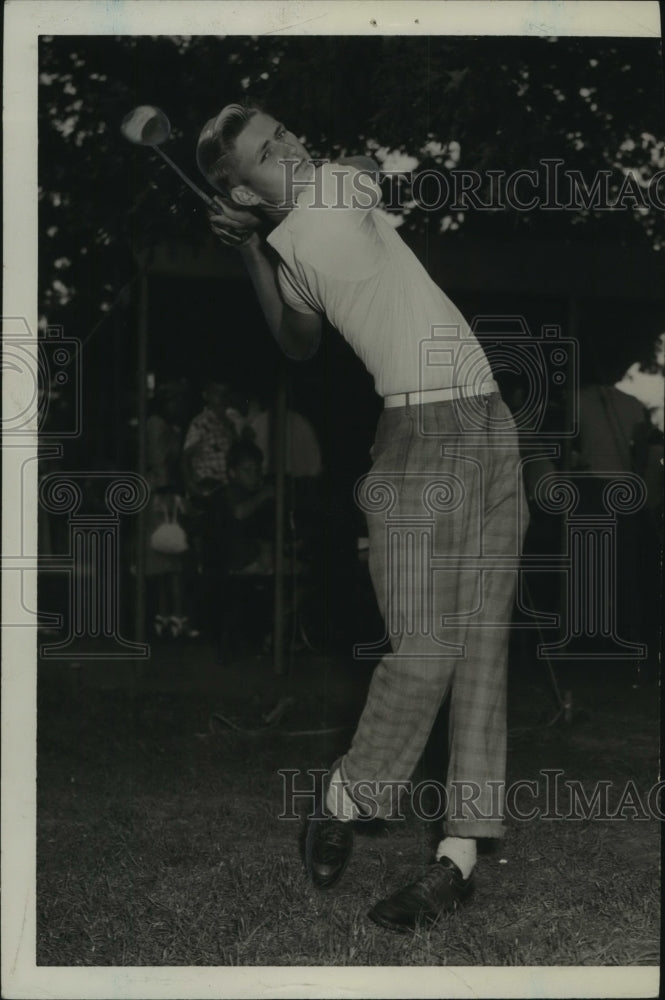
[197,104,528,932]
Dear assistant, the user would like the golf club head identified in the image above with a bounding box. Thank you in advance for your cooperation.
[121,105,171,146]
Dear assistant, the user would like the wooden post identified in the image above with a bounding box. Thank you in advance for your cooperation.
[560,296,579,719]
[272,363,288,675]
[562,298,578,478]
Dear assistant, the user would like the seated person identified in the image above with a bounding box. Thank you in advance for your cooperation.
[223,439,275,574]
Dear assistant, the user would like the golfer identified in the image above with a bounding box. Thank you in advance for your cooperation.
[197,104,528,931]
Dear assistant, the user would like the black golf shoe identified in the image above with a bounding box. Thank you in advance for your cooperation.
[368,856,473,932]
[304,814,353,889]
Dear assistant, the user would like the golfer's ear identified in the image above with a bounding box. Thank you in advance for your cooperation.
[230,185,261,208]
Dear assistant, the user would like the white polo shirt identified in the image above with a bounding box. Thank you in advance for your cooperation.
[266,162,495,399]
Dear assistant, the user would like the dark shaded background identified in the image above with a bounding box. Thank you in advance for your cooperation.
[38,34,664,628]
[39,34,665,464]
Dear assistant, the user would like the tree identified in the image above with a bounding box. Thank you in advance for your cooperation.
[39,34,664,333]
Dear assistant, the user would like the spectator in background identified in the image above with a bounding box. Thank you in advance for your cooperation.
[615,331,665,435]
[182,381,240,640]
[182,381,238,495]
[249,395,323,481]
[614,331,664,670]
[572,364,654,665]
[227,392,325,570]
[147,379,189,489]
[614,331,664,538]
[224,391,323,479]
[202,438,276,656]
[223,438,276,574]
[574,382,650,477]
[145,379,199,639]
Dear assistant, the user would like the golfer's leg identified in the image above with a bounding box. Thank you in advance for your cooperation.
[444,587,512,839]
[336,402,472,818]
[444,403,527,840]
[338,526,458,817]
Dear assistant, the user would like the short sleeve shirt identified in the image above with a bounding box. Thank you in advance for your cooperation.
[267,162,495,398]
[183,407,236,486]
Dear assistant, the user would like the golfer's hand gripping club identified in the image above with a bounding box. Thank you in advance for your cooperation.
[208,196,261,247]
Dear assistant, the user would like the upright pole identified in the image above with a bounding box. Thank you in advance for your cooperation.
[560,297,579,719]
[135,271,149,647]
[272,363,288,675]
[562,298,578,479]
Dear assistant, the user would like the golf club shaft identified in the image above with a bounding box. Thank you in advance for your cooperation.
[154,146,218,211]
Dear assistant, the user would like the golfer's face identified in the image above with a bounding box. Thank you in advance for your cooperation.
[234,112,314,206]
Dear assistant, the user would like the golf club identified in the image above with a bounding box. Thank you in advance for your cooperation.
[121,105,219,211]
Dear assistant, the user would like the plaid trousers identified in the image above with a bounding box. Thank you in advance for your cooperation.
[339,393,529,838]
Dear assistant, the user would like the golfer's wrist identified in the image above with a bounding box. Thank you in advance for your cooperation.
[238,232,263,256]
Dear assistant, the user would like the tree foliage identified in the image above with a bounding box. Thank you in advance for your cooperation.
[39,34,664,330]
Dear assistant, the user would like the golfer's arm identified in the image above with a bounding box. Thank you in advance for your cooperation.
[239,236,322,360]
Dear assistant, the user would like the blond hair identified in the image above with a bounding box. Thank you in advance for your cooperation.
[196,103,262,195]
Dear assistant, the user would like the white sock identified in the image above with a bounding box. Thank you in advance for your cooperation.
[325,768,358,822]
[436,837,477,879]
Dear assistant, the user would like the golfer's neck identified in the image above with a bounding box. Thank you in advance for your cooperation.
[262,203,294,225]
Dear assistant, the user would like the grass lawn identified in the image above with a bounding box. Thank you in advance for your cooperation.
[37,642,660,967]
